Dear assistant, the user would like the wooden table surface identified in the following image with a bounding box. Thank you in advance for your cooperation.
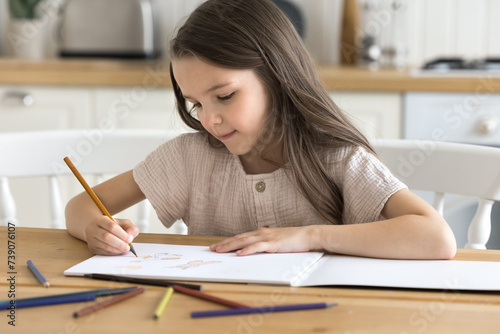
[1,227,500,333]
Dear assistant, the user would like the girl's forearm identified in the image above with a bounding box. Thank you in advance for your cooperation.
[315,216,457,260]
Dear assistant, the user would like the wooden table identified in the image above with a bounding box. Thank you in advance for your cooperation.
[1,227,500,333]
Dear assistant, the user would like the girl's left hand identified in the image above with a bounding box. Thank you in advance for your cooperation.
[209,226,320,256]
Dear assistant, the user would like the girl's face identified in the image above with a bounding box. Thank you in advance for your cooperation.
[172,57,271,159]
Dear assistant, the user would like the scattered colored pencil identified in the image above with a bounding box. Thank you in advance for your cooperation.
[172,284,249,309]
[27,260,50,287]
[0,287,137,310]
[63,156,138,257]
[191,302,338,318]
[153,287,174,320]
[84,273,203,291]
[0,287,138,309]
[1,294,97,310]
[73,287,145,318]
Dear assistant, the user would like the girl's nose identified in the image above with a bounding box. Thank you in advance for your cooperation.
[202,107,223,126]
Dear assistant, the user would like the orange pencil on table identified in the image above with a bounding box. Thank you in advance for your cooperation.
[63,156,138,257]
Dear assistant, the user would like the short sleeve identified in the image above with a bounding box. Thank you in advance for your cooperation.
[133,135,189,228]
[340,147,407,224]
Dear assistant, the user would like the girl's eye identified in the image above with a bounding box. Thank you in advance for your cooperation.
[189,102,202,114]
[190,102,201,110]
[218,92,235,101]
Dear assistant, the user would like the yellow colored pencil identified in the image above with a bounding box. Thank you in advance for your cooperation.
[153,287,174,320]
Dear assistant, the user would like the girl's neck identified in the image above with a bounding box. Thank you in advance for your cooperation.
[239,155,281,174]
[239,145,286,175]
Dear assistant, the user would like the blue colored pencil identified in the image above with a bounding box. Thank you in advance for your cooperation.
[1,294,97,310]
[191,302,338,318]
[27,260,50,287]
[0,287,138,309]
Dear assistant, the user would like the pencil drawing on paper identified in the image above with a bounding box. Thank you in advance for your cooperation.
[170,260,221,270]
[116,265,143,270]
[131,252,182,262]
[115,252,183,270]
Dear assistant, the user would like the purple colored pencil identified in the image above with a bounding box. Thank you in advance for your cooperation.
[191,302,337,318]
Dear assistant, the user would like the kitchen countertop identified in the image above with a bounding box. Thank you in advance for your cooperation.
[1,58,500,93]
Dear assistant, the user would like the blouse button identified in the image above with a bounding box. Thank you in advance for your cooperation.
[255,181,266,193]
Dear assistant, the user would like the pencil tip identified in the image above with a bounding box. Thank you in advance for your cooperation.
[129,245,138,257]
[44,282,50,288]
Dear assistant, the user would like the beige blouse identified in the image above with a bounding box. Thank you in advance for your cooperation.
[133,133,406,236]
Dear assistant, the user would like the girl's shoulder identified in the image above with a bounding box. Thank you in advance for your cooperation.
[324,144,368,163]
[324,144,382,176]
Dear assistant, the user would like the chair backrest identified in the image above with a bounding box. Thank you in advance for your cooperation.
[372,139,500,249]
[0,129,183,232]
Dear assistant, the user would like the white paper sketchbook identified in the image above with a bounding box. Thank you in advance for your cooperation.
[64,243,500,291]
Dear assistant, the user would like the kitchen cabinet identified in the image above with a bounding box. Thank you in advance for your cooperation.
[0,86,92,131]
[328,92,403,140]
[93,87,190,132]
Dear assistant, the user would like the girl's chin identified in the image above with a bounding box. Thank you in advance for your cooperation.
[224,143,255,157]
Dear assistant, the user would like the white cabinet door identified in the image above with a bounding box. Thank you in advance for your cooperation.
[0,86,92,131]
[93,87,191,133]
[328,92,402,140]
[0,86,92,229]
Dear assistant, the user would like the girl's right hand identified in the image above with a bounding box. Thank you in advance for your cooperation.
[84,216,140,256]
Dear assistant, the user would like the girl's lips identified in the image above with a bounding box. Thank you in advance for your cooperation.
[218,130,236,141]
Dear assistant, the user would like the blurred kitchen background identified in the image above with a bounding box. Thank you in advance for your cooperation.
[0,0,499,67]
[1,0,500,249]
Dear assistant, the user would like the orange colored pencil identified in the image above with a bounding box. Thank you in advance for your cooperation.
[73,287,145,318]
[63,156,138,257]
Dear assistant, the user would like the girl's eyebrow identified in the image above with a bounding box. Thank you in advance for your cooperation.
[183,82,232,100]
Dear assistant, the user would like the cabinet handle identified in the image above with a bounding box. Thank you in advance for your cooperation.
[476,117,499,135]
[1,91,35,107]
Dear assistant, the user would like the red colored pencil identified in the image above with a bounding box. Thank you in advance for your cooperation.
[73,287,145,318]
[172,285,248,308]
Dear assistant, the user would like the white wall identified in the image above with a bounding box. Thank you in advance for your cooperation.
[360,0,500,67]
[406,0,500,66]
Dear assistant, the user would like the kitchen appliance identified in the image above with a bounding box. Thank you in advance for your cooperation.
[59,0,161,59]
[404,92,500,249]
[413,57,500,76]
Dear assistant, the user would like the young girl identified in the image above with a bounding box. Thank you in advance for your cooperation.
[65,0,456,260]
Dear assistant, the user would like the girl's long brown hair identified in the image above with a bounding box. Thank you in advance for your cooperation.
[169,0,376,225]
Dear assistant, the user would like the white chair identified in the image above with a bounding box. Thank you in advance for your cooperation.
[0,129,185,233]
[372,139,500,249]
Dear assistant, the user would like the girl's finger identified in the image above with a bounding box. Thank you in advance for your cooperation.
[211,233,263,253]
[236,241,273,256]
